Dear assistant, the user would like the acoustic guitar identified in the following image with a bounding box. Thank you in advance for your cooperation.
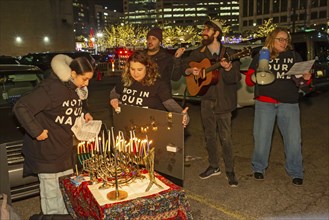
[186,47,251,96]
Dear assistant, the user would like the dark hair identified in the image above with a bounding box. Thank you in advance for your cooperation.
[122,51,159,87]
[69,57,93,75]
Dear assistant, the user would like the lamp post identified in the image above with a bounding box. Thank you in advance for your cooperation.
[96,32,103,53]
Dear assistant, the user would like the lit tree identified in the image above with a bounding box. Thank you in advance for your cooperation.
[254,18,277,38]
[97,19,233,50]
[162,26,200,47]
[102,24,148,48]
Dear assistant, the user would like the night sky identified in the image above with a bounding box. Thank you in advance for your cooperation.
[95,0,123,12]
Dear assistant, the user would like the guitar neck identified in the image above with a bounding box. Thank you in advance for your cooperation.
[205,62,221,73]
[204,52,244,72]
[201,47,251,73]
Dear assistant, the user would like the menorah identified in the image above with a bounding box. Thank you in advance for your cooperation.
[76,128,162,200]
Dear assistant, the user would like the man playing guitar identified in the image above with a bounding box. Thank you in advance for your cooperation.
[183,19,241,186]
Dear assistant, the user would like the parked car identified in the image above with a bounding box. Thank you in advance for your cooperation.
[19,51,95,73]
[0,64,45,204]
[0,55,20,64]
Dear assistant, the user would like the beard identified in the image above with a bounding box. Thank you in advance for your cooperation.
[201,34,215,46]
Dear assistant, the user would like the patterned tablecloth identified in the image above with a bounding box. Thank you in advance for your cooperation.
[59,171,193,220]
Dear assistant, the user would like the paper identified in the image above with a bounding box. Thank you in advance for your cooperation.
[284,60,315,76]
[72,114,102,141]
[88,174,169,206]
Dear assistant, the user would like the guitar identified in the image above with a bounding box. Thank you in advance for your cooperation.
[186,47,251,96]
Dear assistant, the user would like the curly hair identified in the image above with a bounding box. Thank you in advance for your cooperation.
[121,51,160,87]
[264,27,293,60]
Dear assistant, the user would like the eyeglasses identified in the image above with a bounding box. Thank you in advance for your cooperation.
[275,38,288,43]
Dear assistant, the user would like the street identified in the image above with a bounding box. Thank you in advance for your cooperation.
[12,76,329,220]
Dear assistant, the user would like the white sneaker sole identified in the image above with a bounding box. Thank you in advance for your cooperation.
[199,171,221,180]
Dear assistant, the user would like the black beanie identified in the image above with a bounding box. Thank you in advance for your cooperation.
[147,27,163,42]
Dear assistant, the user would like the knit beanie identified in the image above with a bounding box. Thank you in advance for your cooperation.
[147,27,163,42]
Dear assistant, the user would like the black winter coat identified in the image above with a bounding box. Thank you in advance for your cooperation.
[14,73,86,176]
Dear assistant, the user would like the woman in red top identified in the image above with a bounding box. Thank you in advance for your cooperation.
[245,27,311,186]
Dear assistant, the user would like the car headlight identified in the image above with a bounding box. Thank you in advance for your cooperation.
[316,70,324,78]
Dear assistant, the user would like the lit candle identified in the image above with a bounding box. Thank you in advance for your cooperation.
[111,127,115,150]
[148,140,152,153]
[108,130,111,152]
[89,141,93,157]
[129,131,133,153]
[96,135,99,153]
[102,130,105,152]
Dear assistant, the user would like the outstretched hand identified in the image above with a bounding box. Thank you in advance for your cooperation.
[110,98,121,113]
[175,47,186,58]
[182,107,189,128]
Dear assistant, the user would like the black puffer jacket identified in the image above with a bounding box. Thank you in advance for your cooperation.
[14,71,87,176]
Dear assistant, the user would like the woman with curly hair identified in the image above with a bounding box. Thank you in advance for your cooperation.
[110,50,188,126]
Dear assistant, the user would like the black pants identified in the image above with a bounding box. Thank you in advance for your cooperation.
[200,100,235,172]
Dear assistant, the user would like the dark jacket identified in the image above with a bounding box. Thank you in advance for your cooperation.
[183,45,241,113]
[248,50,304,103]
[146,47,182,89]
[14,73,87,176]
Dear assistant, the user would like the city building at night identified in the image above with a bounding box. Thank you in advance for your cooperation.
[239,0,328,33]
[123,0,240,33]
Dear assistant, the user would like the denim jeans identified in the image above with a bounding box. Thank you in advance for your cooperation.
[252,100,304,179]
[201,100,235,172]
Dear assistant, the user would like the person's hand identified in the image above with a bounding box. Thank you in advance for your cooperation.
[303,72,312,81]
[185,67,201,76]
[84,113,93,122]
[110,98,121,113]
[181,107,189,128]
[220,58,232,71]
[175,47,186,58]
[36,129,48,141]
[110,98,119,109]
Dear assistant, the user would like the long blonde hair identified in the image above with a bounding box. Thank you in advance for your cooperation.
[264,27,293,60]
[121,51,160,87]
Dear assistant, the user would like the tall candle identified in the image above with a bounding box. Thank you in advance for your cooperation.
[90,142,94,157]
[77,143,80,155]
[95,136,99,153]
[108,131,111,152]
[111,127,115,150]
[102,130,105,151]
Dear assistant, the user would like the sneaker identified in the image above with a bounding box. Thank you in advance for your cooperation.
[254,172,264,180]
[199,166,221,179]
[292,178,303,186]
[226,172,238,187]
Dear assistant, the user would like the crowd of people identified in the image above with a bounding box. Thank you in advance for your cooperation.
[12,19,313,217]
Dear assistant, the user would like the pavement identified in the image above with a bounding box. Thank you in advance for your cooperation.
[11,77,329,220]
